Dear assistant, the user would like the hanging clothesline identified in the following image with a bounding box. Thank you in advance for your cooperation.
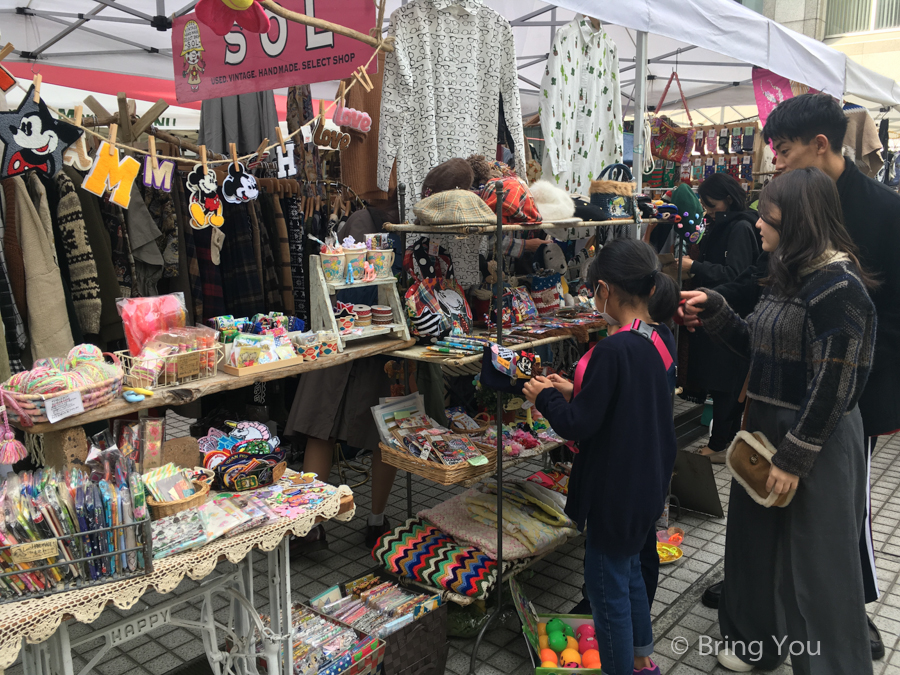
[9,35,393,166]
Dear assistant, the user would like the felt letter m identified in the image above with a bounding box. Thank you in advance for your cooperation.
[82,141,142,209]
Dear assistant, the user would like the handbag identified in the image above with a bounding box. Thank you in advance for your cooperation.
[650,71,695,163]
[725,376,797,508]
[403,237,473,340]
[589,163,636,221]
[725,431,796,508]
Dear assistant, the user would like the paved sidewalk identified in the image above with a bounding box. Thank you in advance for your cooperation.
[5,414,899,675]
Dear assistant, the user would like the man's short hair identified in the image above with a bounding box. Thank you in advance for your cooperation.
[763,93,848,155]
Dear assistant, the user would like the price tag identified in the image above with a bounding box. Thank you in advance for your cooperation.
[177,352,201,378]
[10,539,59,564]
[301,126,313,144]
[428,239,440,256]
[45,391,84,424]
[505,397,524,411]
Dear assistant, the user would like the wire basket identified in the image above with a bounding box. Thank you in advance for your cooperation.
[115,343,224,390]
[0,517,152,604]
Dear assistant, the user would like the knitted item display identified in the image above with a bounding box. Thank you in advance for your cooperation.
[55,171,101,334]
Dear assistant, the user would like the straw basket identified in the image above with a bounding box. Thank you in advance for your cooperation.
[147,480,210,520]
[0,353,124,427]
[378,442,497,486]
[448,413,491,436]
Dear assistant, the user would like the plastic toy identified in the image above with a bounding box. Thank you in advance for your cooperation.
[539,648,558,665]
[578,636,597,653]
[582,649,601,669]
[576,624,595,641]
[546,618,566,635]
[123,391,145,403]
[538,635,549,650]
[562,624,576,638]
[560,648,582,667]
[566,636,579,651]
[548,631,568,653]
[537,622,547,636]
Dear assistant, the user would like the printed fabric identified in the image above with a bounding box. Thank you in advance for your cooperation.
[539,16,624,193]
[372,518,516,598]
[480,175,541,224]
[377,0,526,196]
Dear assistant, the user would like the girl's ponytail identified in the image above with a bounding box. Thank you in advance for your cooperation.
[648,271,679,324]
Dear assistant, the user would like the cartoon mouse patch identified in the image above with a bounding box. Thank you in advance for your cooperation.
[186,164,224,229]
[0,85,83,178]
[221,162,259,204]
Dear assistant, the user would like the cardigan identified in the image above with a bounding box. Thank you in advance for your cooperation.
[699,255,876,477]
[535,325,677,555]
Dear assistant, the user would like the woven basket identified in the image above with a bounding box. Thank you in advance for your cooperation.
[0,352,124,427]
[448,414,491,436]
[147,480,210,520]
[379,442,496,486]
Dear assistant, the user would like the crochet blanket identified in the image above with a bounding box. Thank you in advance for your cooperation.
[373,518,519,598]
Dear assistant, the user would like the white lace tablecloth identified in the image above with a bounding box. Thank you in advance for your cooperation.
[0,484,355,670]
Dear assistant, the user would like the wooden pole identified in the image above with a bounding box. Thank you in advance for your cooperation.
[258,0,394,52]
[130,99,170,139]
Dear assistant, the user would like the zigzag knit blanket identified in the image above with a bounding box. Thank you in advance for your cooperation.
[372,518,518,598]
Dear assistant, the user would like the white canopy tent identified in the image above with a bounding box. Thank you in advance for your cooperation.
[3,0,900,169]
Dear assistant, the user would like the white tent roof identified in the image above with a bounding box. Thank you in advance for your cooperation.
[2,0,899,120]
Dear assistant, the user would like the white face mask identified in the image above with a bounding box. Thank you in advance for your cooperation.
[594,281,619,327]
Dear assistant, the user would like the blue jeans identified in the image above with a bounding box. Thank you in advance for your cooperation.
[584,539,655,675]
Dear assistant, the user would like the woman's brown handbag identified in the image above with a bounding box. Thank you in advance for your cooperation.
[725,430,796,508]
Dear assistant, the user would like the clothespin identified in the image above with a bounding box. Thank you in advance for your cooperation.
[108,123,118,155]
[200,144,208,175]
[32,73,42,103]
[276,127,287,154]
[148,135,159,170]
[353,66,373,92]
[73,104,83,129]
[255,137,269,162]
[338,81,346,107]
[229,142,239,170]
[319,99,326,125]
[0,44,14,63]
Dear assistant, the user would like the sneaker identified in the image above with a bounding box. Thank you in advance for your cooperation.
[699,446,727,464]
[702,581,723,609]
[869,615,885,660]
[365,517,391,549]
[289,524,328,554]
[633,659,660,674]
[717,648,754,672]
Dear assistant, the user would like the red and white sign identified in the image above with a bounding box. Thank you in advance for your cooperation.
[172,0,377,104]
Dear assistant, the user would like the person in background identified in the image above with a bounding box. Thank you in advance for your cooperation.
[525,239,679,675]
[682,167,876,674]
[680,93,900,662]
[684,174,759,462]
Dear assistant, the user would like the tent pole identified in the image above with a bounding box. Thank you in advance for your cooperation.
[632,30,648,240]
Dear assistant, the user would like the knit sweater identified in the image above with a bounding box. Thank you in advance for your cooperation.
[699,254,875,477]
[55,171,102,335]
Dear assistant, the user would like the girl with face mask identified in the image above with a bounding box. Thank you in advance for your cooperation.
[524,238,680,675]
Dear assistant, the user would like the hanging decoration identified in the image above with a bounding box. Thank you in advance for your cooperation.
[313,119,351,151]
[276,141,298,179]
[0,85,83,178]
[82,140,142,209]
[62,105,92,171]
[186,164,225,229]
[221,162,259,204]
[195,0,270,36]
[143,156,177,192]
[333,103,372,133]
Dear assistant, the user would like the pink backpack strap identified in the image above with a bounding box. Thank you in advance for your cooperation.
[572,345,596,398]
[626,319,674,371]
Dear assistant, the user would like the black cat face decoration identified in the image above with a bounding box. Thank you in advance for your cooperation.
[0,86,83,178]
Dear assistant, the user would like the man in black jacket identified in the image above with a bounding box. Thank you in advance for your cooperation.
[681,93,900,668]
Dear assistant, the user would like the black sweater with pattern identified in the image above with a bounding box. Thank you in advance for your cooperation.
[700,257,876,477]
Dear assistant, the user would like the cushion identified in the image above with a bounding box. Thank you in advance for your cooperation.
[373,518,514,598]
[413,190,497,226]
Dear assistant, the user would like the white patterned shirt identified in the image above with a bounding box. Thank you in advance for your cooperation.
[540,17,624,193]
[378,0,526,288]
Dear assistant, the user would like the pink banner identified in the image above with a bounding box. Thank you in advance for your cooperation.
[172,1,376,104]
[752,66,820,131]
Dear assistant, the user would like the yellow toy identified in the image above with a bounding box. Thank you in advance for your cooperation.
[560,648,582,667]
[539,635,549,650]
[566,636,579,651]
[538,622,547,636]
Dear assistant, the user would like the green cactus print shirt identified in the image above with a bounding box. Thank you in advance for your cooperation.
[539,17,624,193]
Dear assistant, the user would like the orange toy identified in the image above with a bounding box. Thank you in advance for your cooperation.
[539,635,550,650]
[540,648,558,665]
[541,662,558,669]
[582,649,601,669]
[560,648,582,667]
[566,636,579,651]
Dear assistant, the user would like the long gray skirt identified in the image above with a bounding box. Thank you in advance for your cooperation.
[719,401,872,675]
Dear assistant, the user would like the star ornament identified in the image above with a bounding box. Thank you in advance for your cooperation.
[0,86,84,179]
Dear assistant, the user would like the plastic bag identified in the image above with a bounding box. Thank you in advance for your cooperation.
[117,293,187,356]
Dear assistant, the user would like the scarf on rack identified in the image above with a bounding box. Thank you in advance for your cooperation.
[10,175,74,361]
[270,196,294,315]
[219,201,264,318]
[172,176,204,321]
[285,196,306,321]
[55,171,101,335]
[253,201,282,313]
[2,179,26,320]
[143,186,180,279]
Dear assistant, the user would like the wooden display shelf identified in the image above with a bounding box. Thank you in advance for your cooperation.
[325,276,399,292]
[16,337,415,434]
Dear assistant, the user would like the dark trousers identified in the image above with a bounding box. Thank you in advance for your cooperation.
[861,436,879,604]
[708,389,744,452]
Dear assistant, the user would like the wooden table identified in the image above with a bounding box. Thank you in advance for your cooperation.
[16,337,414,434]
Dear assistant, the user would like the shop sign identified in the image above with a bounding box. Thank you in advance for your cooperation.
[172,0,377,104]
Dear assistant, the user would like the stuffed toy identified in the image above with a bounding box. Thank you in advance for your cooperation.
[420,158,474,199]
[534,242,567,275]
[467,154,502,189]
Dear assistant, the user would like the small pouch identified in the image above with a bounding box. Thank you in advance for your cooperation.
[725,431,796,508]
